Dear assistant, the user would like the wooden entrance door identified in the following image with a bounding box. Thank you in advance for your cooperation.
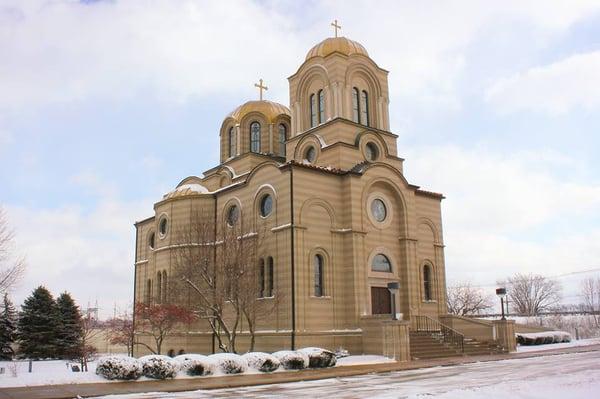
[371,287,391,315]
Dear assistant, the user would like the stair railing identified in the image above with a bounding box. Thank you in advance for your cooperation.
[411,315,465,353]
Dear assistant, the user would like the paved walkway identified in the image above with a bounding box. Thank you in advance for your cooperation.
[1,345,599,399]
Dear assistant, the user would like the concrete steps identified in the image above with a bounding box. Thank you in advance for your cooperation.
[410,332,506,360]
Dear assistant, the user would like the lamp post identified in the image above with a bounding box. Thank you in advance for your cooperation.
[496,287,507,320]
[387,282,400,320]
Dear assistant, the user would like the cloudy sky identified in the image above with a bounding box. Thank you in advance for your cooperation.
[1,0,599,317]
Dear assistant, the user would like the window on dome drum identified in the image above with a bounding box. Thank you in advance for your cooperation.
[258,258,265,298]
[318,89,325,123]
[159,217,168,237]
[314,254,324,297]
[278,124,287,156]
[228,127,236,157]
[372,254,392,272]
[423,264,433,301]
[305,146,316,163]
[365,142,379,161]
[310,94,317,127]
[148,232,155,249]
[360,90,369,126]
[227,204,239,226]
[250,122,261,153]
[260,194,273,217]
[371,198,387,222]
[352,87,360,123]
[267,256,274,297]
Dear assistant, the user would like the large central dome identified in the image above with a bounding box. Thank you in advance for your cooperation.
[226,100,291,123]
[305,37,369,61]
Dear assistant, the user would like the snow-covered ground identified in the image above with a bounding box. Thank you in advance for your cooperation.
[91,350,600,399]
[0,355,392,388]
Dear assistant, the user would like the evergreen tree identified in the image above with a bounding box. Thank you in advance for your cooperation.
[0,294,17,359]
[55,291,83,359]
[18,286,59,359]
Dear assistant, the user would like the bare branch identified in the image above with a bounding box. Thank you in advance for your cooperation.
[0,206,26,295]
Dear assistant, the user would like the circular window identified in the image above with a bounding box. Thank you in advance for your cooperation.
[159,217,168,237]
[305,146,316,163]
[260,194,273,217]
[148,232,155,249]
[227,205,239,226]
[365,142,379,161]
[372,254,392,272]
[370,199,387,223]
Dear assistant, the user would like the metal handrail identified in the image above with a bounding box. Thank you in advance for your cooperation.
[411,315,465,353]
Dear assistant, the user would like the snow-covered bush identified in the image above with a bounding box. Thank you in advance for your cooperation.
[95,356,142,380]
[174,354,215,376]
[299,347,337,368]
[516,331,571,346]
[272,350,309,370]
[335,347,350,358]
[242,352,280,372]
[208,353,247,374]
[139,355,179,379]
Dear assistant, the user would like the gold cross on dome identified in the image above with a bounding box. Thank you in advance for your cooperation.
[331,19,341,37]
[254,78,268,101]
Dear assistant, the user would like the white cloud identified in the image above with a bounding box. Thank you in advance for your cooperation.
[485,51,600,115]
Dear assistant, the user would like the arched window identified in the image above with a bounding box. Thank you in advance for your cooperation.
[156,272,162,304]
[360,90,369,126]
[372,254,392,272]
[146,279,152,303]
[258,258,265,298]
[228,127,236,157]
[162,270,168,303]
[267,257,274,297]
[310,94,317,127]
[318,89,325,123]
[423,264,433,301]
[250,122,261,153]
[352,87,360,123]
[278,124,287,156]
[314,254,324,297]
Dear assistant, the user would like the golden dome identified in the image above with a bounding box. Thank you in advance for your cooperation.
[226,100,291,123]
[305,37,369,61]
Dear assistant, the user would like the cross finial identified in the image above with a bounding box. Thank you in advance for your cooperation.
[331,19,341,38]
[254,78,268,101]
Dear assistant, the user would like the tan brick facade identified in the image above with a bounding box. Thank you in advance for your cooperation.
[133,36,446,356]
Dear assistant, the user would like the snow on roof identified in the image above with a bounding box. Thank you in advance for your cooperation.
[163,183,209,199]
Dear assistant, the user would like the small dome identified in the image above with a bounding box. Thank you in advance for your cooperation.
[163,183,209,199]
[226,100,290,123]
[305,37,369,61]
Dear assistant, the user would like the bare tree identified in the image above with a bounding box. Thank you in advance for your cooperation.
[446,282,494,316]
[74,313,101,372]
[503,273,562,316]
[106,312,135,356]
[581,277,600,328]
[134,302,195,355]
[0,207,25,296]
[169,207,278,353]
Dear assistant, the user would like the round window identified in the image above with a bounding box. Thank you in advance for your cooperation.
[305,146,316,163]
[370,199,387,223]
[148,232,155,249]
[227,205,239,226]
[159,218,168,237]
[260,194,273,217]
[365,142,379,161]
[372,254,392,272]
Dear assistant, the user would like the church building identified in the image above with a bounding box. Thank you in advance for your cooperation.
[133,26,451,358]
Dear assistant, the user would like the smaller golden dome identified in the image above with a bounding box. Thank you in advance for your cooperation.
[226,100,291,123]
[305,37,369,61]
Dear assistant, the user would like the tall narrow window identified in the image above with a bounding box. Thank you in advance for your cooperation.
[360,90,369,126]
[314,254,324,297]
[310,94,317,127]
[423,265,433,301]
[258,258,265,298]
[162,271,168,303]
[228,127,236,157]
[250,122,261,153]
[267,257,274,297]
[318,89,325,123]
[352,87,360,123]
[146,279,152,303]
[278,124,287,156]
[156,272,162,303]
